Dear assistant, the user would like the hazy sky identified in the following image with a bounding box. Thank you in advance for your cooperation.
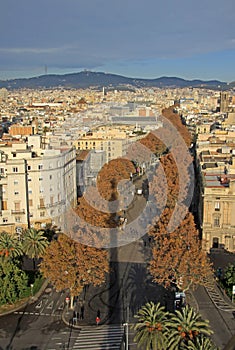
[1,0,235,81]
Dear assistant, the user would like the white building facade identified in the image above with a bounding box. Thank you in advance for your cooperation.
[0,142,77,233]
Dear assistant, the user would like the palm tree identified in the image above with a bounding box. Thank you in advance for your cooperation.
[0,231,23,260]
[133,301,170,350]
[187,335,218,350]
[22,228,49,269]
[167,305,213,350]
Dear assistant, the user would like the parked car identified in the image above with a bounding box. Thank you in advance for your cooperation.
[136,188,143,195]
[174,291,186,311]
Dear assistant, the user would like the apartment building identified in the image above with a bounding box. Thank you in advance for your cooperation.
[76,149,106,196]
[193,106,235,252]
[196,136,235,252]
[200,169,235,252]
[8,124,35,137]
[0,140,77,233]
[74,128,135,163]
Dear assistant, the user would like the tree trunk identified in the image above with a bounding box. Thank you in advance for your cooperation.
[70,295,74,309]
[151,340,158,350]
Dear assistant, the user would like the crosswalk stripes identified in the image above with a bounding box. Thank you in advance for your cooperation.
[72,324,124,349]
[203,277,235,312]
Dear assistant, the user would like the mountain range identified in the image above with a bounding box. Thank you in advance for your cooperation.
[0,71,232,90]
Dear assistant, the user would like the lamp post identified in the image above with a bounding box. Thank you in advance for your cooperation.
[30,284,34,297]
[123,295,129,350]
[123,322,128,350]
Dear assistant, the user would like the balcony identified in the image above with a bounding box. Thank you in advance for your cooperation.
[38,200,65,209]
[11,209,26,215]
[38,204,46,209]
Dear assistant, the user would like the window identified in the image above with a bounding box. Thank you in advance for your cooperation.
[15,217,21,223]
[39,198,45,207]
[214,217,220,227]
[50,175,52,180]
[14,202,20,211]
[39,177,43,181]
[28,178,32,182]
[14,180,19,185]
[40,211,45,217]
[3,218,8,223]
[215,201,220,211]
[13,167,18,173]
[28,165,31,170]
[29,199,33,206]
[28,189,32,194]
[38,164,43,170]
[14,191,19,195]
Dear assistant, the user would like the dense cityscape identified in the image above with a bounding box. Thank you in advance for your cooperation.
[0,82,234,350]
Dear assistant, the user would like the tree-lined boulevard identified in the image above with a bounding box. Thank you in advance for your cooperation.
[0,106,234,349]
[0,239,234,349]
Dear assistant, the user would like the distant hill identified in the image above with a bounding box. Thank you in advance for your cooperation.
[0,71,229,90]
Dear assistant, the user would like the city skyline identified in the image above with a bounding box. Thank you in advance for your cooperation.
[1,0,235,82]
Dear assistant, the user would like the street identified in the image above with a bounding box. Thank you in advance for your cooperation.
[193,285,235,349]
[0,288,79,350]
[0,177,235,349]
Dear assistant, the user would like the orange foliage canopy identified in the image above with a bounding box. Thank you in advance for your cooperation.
[139,132,167,155]
[97,158,136,201]
[146,107,211,291]
[161,106,192,147]
[73,158,135,229]
[149,211,212,291]
[40,234,109,296]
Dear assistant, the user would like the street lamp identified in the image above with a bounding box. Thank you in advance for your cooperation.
[123,322,128,350]
[30,284,34,297]
[123,299,129,350]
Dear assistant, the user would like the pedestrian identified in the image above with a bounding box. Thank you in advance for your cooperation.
[123,217,127,229]
[96,310,101,326]
[73,311,77,325]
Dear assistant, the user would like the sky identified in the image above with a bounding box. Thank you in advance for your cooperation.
[1,0,235,82]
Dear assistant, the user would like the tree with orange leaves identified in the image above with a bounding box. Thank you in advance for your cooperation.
[162,106,192,147]
[40,233,109,307]
[149,210,212,292]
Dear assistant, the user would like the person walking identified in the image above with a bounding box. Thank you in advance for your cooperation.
[96,309,101,325]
